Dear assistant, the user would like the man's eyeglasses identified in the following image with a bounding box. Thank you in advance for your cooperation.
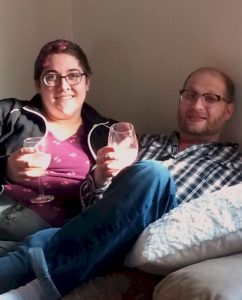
[42,72,86,87]
[179,89,230,108]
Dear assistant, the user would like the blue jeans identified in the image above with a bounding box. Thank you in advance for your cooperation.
[0,161,177,297]
[0,195,51,256]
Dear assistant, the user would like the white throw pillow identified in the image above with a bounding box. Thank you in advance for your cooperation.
[125,183,242,275]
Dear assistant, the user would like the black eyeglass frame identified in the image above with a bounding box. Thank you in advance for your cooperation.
[42,72,86,87]
[179,89,230,106]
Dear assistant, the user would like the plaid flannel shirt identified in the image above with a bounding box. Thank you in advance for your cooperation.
[80,131,242,208]
[138,131,242,204]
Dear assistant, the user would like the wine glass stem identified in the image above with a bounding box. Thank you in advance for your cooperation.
[38,177,45,200]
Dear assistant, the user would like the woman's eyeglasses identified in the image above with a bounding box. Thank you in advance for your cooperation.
[42,72,86,87]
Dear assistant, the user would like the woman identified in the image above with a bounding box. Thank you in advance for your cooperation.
[0,39,178,299]
[0,39,115,253]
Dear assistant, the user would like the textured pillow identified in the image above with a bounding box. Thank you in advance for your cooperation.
[153,253,242,300]
[125,183,242,275]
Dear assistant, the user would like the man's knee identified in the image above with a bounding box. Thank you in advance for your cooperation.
[131,160,171,179]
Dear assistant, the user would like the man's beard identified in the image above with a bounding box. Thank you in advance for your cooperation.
[177,112,226,137]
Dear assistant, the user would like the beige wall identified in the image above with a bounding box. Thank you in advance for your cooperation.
[71,0,242,147]
[0,0,73,99]
[0,0,241,147]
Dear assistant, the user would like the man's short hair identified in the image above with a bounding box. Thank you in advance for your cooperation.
[183,67,235,102]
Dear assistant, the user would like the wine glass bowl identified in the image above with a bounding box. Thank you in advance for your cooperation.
[23,137,54,204]
[108,122,138,169]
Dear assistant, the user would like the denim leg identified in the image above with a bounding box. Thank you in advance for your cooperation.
[0,228,59,293]
[44,160,177,295]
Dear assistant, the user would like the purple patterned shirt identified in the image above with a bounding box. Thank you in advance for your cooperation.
[5,126,94,226]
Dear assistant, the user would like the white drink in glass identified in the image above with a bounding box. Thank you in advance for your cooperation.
[23,137,54,204]
[108,122,138,169]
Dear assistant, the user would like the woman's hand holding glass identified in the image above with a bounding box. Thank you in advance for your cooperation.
[94,122,138,188]
[94,146,118,187]
[6,146,49,183]
[22,137,54,203]
[7,137,54,203]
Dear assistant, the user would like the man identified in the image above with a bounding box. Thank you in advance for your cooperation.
[89,67,241,205]
[0,67,241,299]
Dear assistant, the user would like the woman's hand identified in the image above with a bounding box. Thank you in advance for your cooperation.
[94,146,124,188]
[6,147,51,183]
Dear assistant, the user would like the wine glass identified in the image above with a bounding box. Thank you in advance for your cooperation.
[108,122,139,169]
[23,137,54,204]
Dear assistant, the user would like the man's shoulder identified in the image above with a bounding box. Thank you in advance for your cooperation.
[202,142,242,168]
[140,131,176,142]
[210,142,241,154]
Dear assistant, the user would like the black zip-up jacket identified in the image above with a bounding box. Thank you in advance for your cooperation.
[0,94,116,206]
